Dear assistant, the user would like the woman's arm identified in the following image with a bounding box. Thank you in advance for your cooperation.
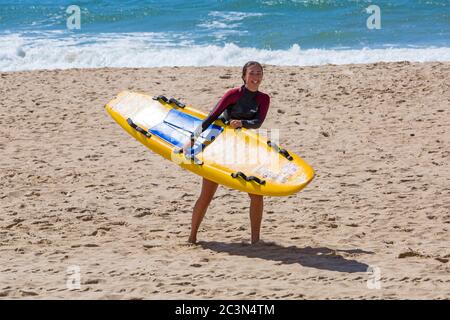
[192,87,240,139]
[201,88,240,130]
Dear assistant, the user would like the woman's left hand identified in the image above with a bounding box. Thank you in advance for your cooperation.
[229,120,243,129]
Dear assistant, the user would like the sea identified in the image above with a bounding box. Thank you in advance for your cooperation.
[0,0,449,71]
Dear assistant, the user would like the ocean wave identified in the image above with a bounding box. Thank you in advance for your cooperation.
[260,0,353,8]
[197,21,239,29]
[1,32,450,71]
[197,11,265,34]
[208,11,266,22]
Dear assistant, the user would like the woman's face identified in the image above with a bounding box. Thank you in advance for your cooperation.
[244,64,263,92]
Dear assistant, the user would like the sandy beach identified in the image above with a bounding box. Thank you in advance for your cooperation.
[1,62,449,299]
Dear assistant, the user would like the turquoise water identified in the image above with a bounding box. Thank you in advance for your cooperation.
[0,0,449,70]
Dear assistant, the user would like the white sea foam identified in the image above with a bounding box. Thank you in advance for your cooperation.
[197,21,239,29]
[1,32,449,71]
[208,11,265,22]
[197,11,264,40]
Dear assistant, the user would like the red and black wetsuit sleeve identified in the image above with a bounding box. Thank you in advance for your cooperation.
[200,87,242,131]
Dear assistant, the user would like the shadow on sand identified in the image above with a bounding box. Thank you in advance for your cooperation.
[199,241,373,273]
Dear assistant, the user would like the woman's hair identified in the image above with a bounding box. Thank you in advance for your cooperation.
[242,61,263,84]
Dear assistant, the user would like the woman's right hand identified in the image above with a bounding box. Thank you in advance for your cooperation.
[229,120,243,129]
[182,139,194,154]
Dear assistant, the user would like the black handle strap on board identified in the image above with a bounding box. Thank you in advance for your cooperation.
[168,97,185,108]
[127,118,151,138]
[153,95,185,108]
[153,95,169,103]
[231,171,266,185]
[267,140,293,161]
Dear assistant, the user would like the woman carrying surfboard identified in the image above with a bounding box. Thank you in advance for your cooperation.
[186,61,270,244]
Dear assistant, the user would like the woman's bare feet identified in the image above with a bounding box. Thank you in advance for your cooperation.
[188,236,197,244]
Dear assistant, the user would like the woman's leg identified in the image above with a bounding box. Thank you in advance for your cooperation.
[188,178,219,243]
[248,193,264,244]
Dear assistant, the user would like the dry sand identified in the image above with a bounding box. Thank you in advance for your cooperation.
[0,62,449,299]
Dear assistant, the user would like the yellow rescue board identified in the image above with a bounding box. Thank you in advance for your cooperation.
[105,91,314,196]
